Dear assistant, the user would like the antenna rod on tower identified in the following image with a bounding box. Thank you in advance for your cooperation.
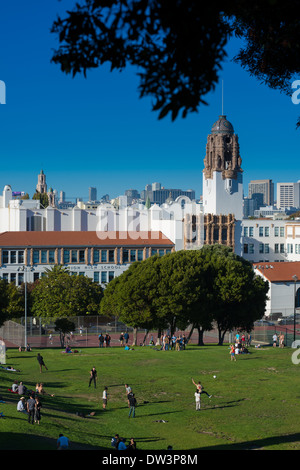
[222,80,224,115]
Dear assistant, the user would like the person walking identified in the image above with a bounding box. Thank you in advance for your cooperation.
[125,384,132,407]
[37,353,48,373]
[27,394,36,424]
[89,367,98,388]
[128,394,137,418]
[124,332,129,345]
[273,333,278,347]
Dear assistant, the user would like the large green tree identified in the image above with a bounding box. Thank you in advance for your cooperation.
[201,245,269,344]
[31,266,103,318]
[51,0,300,126]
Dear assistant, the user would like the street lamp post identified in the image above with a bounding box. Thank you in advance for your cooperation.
[292,275,298,344]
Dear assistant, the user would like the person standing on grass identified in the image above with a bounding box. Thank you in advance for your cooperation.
[34,397,42,424]
[128,394,137,418]
[230,344,236,361]
[37,353,48,373]
[273,333,278,347]
[195,390,201,411]
[102,387,108,409]
[125,384,132,407]
[27,394,36,424]
[89,367,98,388]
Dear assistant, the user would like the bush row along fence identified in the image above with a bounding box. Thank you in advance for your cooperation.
[0,316,300,349]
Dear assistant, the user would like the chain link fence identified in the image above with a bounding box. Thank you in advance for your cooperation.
[0,315,300,349]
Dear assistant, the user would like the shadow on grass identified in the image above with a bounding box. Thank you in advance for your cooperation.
[0,432,105,450]
[190,433,300,450]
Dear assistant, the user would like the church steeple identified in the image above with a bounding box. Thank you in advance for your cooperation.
[36,169,47,194]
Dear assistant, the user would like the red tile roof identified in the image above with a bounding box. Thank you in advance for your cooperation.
[253,262,300,282]
[0,231,174,248]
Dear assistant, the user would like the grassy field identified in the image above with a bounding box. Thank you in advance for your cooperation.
[0,343,300,451]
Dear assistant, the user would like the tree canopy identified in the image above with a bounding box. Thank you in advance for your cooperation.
[100,246,269,345]
[51,0,300,126]
[31,266,103,318]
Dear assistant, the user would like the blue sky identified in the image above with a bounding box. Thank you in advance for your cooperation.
[0,0,299,202]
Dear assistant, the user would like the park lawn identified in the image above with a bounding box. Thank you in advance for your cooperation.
[0,344,300,451]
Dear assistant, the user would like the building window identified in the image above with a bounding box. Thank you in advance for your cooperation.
[49,250,55,263]
[287,244,293,254]
[152,249,157,256]
[108,250,114,263]
[280,227,285,237]
[2,273,8,282]
[243,227,248,237]
[33,250,40,264]
[274,244,279,253]
[79,250,85,263]
[10,251,17,264]
[264,243,270,254]
[18,251,24,264]
[71,250,78,263]
[259,227,264,237]
[33,272,40,282]
[93,250,100,263]
[249,227,254,237]
[249,244,254,254]
[265,227,269,237]
[18,273,24,285]
[159,249,165,257]
[130,250,136,262]
[2,251,9,264]
[108,271,114,282]
[259,243,264,254]
[137,249,143,261]
[64,250,70,264]
[41,250,47,263]
[243,244,248,254]
[101,250,107,263]
[10,273,16,284]
[280,244,285,253]
[274,227,279,237]
[101,271,107,284]
[123,250,129,263]
[94,272,99,283]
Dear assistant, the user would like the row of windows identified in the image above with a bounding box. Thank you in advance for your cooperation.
[244,243,285,254]
[243,226,285,238]
[2,248,172,265]
[1,270,116,285]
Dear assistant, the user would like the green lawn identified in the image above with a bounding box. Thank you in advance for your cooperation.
[0,344,300,451]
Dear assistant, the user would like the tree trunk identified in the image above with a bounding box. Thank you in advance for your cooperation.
[132,328,138,346]
[218,327,226,345]
[142,330,148,345]
[156,328,162,345]
[196,326,205,346]
[187,325,194,342]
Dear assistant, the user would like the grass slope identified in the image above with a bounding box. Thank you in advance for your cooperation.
[0,344,300,451]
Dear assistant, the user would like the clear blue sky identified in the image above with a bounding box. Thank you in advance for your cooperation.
[0,0,299,202]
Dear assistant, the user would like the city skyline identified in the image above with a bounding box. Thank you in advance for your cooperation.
[0,1,300,201]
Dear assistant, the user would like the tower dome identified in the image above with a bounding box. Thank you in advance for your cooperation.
[211,115,234,135]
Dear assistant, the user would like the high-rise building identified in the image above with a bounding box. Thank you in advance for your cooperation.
[36,170,47,194]
[277,182,300,209]
[89,187,97,202]
[248,179,274,206]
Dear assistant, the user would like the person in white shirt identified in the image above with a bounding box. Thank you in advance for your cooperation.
[102,387,108,409]
[17,397,27,413]
[195,391,201,411]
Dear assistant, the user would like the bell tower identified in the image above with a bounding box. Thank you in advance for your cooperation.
[202,115,243,220]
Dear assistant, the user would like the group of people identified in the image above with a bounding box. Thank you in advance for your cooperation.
[119,332,130,346]
[16,391,43,425]
[272,332,285,348]
[153,333,188,351]
[111,434,137,451]
[98,333,112,348]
